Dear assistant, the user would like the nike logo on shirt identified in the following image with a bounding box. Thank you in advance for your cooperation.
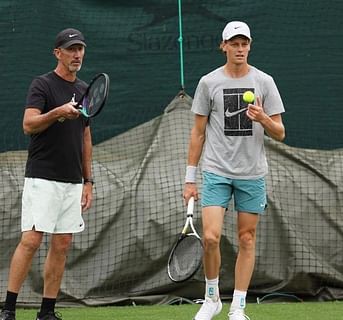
[225,107,248,118]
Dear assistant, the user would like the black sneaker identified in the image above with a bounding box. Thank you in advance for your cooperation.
[0,310,16,320]
[36,311,62,320]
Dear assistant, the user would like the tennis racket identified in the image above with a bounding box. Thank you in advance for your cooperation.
[167,197,203,282]
[76,72,110,118]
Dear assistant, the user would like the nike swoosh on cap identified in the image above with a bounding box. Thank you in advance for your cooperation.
[68,34,78,38]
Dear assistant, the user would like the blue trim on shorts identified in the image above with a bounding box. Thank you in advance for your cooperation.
[201,171,267,214]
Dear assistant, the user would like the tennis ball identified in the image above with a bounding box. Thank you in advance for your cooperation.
[243,91,255,103]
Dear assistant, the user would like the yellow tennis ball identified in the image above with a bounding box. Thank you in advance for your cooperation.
[243,91,255,103]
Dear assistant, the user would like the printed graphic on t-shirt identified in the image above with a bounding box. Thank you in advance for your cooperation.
[223,88,254,136]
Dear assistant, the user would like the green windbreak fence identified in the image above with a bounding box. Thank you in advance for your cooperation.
[1,0,342,151]
[0,0,342,307]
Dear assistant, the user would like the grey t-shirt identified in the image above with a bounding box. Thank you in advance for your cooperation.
[192,65,285,179]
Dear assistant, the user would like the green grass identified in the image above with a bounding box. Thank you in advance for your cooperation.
[16,301,343,320]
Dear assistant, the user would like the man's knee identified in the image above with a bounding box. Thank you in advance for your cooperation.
[51,234,73,254]
[19,236,42,255]
[238,229,256,250]
[203,231,221,251]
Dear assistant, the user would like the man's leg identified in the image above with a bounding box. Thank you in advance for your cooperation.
[194,206,225,320]
[1,231,43,318]
[229,212,259,319]
[37,234,72,319]
[235,212,259,291]
[202,206,225,282]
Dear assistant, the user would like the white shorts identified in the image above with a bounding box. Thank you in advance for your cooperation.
[22,178,85,234]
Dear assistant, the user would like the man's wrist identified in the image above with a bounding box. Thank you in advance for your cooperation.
[185,165,197,183]
[83,178,94,185]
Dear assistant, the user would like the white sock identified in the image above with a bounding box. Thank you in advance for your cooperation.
[205,277,219,301]
[230,289,247,311]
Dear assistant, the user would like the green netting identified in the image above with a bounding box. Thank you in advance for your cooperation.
[1,0,342,151]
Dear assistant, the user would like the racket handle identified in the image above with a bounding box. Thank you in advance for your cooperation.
[187,197,194,215]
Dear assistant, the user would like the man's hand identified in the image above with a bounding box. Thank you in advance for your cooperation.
[81,183,93,212]
[246,96,267,123]
[246,96,285,141]
[58,102,80,121]
[183,183,198,205]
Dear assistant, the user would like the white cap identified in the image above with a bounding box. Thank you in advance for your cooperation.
[222,21,251,41]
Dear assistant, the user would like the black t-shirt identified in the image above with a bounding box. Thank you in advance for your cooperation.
[25,71,89,183]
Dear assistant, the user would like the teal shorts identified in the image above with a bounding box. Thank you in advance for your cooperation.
[201,171,267,214]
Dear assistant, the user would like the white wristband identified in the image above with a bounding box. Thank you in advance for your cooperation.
[185,165,197,183]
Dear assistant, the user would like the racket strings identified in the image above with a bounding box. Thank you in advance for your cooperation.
[86,81,103,111]
[81,75,108,117]
[168,235,202,282]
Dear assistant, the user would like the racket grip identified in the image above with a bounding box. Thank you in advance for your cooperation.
[187,197,194,215]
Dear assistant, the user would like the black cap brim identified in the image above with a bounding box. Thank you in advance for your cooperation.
[58,40,87,49]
